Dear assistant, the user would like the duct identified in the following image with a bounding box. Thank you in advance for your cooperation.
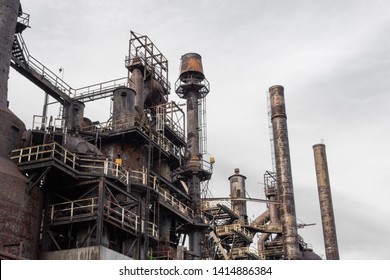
[257,232,271,257]
[313,143,340,260]
[131,67,144,111]
[131,65,165,114]
[251,209,270,226]
[64,135,103,156]
[269,197,280,226]
[269,85,300,260]
[143,79,165,107]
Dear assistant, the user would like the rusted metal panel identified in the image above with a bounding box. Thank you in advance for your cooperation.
[0,158,43,259]
[63,100,85,131]
[179,53,205,82]
[313,143,340,260]
[269,85,300,260]
[112,86,136,130]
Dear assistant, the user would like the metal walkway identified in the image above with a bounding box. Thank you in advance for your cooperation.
[10,33,130,105]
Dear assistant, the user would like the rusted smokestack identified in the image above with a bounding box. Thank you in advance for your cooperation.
[313,143,340,260]
[175,53,209,260]
[228,168,248,224]
[269,85,300,260]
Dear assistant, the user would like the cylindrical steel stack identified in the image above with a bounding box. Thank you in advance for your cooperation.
[175,53,209,260]
[313,143,340,260]
[269,85,300,260]
[228,168,248,224]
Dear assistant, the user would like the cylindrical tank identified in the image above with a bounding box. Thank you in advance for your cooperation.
[112,86,136,129]
[179,53,205,82]
[63,100,85,131]
[269,85,300,260]
[228,168,248,224]
[313,143,340,260]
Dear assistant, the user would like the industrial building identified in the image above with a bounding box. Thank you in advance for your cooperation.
[0,2,339,260]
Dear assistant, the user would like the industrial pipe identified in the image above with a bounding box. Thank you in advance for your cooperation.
[269,85,300,260]
[313,143,340,260]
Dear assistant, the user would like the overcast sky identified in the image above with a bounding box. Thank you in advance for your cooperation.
[8,0,390,260]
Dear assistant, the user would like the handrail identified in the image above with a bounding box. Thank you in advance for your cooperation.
[202,199,232,210]
[10,142,162,191]
[216,223,253,238]
[73,77,130,101]
[158,187,194,219]
[231,246,258,257]
[48,197,158,238]
[17,12,30,28]
[251,223,282,233]
[81,115,183,159]
[28,54,74,96]
[13,34,130,103]
[11,142,192,226]
[11,143,115,185]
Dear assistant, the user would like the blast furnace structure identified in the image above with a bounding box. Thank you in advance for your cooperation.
[0,2,337,260]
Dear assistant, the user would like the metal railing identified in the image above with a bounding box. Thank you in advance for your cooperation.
[10,142,194,219]
[50,197,98,222]
[17,12,30,27]
[10,142,131,186]
[158,187,194,219]
[216,224,253,239]
[231,246,259,258]
[81,115,183,159]
[48,197,158,238]
[73,77,130,102]
[202,199,232,210]
[14,34,130,104]
[251,223,282,233]
[10,141,164,189]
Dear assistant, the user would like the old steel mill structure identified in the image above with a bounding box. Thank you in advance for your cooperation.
[313,144,340,260]
[268,85,300,259]
[1,3,338,260]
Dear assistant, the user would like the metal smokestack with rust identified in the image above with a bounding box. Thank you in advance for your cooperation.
[228,168,248,224]
[269,85,300,260]
[175,53,210,260]
[313,143,340,260]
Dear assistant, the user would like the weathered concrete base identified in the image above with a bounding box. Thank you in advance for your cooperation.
[40,246,133,260]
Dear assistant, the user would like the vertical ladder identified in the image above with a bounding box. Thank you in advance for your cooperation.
[266,91,276,172]
[199,97,207,155]
[156,105,165,133]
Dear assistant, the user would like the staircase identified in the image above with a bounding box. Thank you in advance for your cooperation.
[11,36,27,67]
[10,34,73,104]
